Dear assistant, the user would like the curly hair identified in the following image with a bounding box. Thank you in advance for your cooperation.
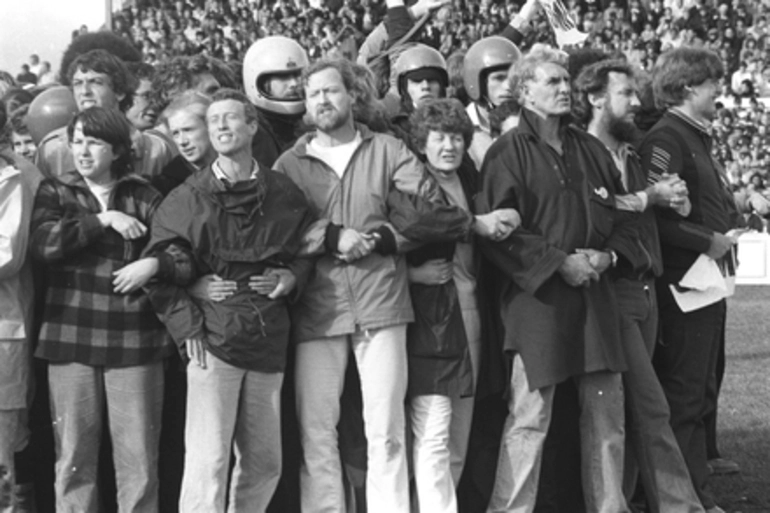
[58,31,142,86]
[67,50,136,113]
[126,62,155,83]
[150,55,236,112]
[409,98,474,152]
[572,59,635,127]
[352,64,392,132]
[67,107,133,179]
[652,46,723,109]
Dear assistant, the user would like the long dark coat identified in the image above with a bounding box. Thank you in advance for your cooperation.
[476,108,627,390]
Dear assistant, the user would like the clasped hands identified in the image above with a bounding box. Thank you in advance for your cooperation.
[650,173,690,212]
[334,208,521,264]
[558,249,613,288]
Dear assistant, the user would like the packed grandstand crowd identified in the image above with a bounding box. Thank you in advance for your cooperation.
[0,0,767,512]
[4,0,770,215]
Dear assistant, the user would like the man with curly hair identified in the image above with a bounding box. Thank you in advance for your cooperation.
[35,50,173,180]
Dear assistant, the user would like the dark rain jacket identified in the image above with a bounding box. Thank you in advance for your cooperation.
[476,108,627,390]
[144,164,316,372]
[638,110,740,285]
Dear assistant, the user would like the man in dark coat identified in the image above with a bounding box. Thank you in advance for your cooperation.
[639,46,741,513]
[477,45,629,513]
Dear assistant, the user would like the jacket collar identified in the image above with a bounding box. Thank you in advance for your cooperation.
[192,161,269,218]
[667,108,712,137]
[467,102,490,133]
[57,170,148,189]
[291,123,376,158]
[515,107,573,142]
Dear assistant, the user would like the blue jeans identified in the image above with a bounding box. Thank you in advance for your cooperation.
[48,361,164,513]
[616,278,704,513]
[179,353,283,513]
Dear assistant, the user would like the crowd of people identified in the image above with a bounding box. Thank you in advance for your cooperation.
[0,0,763,512]
[6,0,770,216]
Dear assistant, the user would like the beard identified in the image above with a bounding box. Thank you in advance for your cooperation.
[607,115,639,144]
[312,104,349,132]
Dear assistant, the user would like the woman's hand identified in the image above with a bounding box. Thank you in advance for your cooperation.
[408,258,453,285]
[98,211,147,240]
[113,257,159,293]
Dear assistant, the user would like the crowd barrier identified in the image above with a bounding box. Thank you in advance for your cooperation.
[736,232,770,285]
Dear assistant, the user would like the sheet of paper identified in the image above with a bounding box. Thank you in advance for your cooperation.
[670,252,737,313]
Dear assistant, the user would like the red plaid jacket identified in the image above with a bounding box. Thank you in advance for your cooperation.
[30,171,173,366]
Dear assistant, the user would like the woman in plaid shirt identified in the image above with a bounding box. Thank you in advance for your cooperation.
[30,107,173,512]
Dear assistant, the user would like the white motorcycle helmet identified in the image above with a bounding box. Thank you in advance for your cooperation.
[243,36,309,115]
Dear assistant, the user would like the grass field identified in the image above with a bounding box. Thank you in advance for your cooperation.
[710,286,770,512]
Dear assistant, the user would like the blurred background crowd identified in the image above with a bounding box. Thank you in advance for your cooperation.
[4,0,770,216]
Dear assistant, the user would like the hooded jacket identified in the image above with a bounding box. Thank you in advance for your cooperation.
[144,164,316,372]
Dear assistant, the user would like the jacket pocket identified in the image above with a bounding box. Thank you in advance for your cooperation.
[407,282,468,359]
[222,295,273,346]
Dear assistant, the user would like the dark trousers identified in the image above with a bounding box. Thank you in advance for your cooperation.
[704,317,727,460]
[654,286,726,510]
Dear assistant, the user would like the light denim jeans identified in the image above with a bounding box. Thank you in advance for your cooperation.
[487,354,628,513]
[179,353,283,513]
[295,324,409,513]
[48,361,164,513]
[410,308,481,513]
[615,279,704,513]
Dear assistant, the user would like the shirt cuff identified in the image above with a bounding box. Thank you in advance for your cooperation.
[636,191,649,211]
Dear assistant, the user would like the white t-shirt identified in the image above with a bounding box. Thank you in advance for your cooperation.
[86,181,115,212]
[307,132,362,179]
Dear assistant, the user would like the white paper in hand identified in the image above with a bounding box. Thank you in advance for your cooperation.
[669,252,736,313]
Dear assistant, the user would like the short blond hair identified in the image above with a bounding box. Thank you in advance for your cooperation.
[508,44,568,103]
